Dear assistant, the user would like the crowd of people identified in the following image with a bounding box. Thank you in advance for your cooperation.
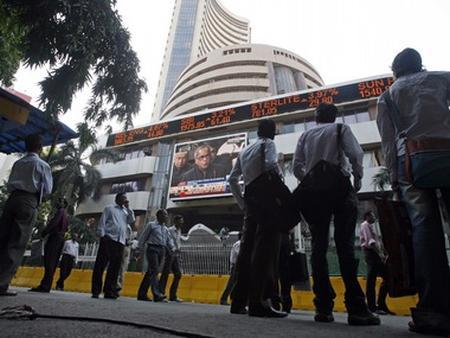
[0,48,449,336]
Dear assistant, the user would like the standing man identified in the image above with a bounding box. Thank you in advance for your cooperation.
[228,119,286,318]
[293,103,379,325]
[30,198,69,292]
[0,134,53,296]
[359,211,394,315]
[160,214,184,302]
[137,209,174,302]
[377,48,450,335]
[220,232,241,305]
[56,233,79,291]
[91,192,135,299]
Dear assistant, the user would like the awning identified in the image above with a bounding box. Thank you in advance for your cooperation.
[0,87,78,154]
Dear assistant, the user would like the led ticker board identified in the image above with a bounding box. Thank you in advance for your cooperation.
[107,76,394,147]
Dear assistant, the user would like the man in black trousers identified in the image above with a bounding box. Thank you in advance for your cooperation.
[137,209,174,302]
[91,193,135,299]
[293,103,379,325]
[228,119,286,318]
[0,134,53,296]
[30,198,69,292]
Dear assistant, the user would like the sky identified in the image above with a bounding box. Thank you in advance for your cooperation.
[11,0,450,133]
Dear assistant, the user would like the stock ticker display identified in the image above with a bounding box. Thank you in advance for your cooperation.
[107,76,394,147]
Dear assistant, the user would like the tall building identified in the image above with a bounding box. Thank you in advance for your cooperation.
[153,0,251,120]
[161,44,324,120]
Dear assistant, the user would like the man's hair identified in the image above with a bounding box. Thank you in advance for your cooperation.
[257,119,276,139]
[156,209,167,221]
[392,48,423,78]
[115,192,126,203]
[173,214,183,222]
[363,211,374,220]
[25,134,43,152]
[315,103,338,123]
[194,144,211,158]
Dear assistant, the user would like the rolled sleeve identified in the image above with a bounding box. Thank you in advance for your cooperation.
[229,157,245,210]
[377,94,398,183]
[341,125,364,180]
[293,134,306,180]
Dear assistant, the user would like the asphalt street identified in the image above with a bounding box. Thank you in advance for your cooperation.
[0,287,433,338]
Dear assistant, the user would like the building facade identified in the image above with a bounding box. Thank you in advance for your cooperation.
[161,44,324,120]
[153,0,251,120]
[76,75,393,234]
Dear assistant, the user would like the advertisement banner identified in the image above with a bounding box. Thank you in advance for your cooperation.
[169,133,247,201]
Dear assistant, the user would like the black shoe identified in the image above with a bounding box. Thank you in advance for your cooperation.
[169,297,183,303]
[248,303,288,318]
[91,294,99,299]
[314,312,334,323]
[55,286,64,291]
[220,300,229,306]
[137,296,151,301]
[377,306,396,316]
[0,290,17,296]
[348,311,381,326]
[28,287,50,293]
[104,293,118,299]
[409,308,450,337]
[230,302,247,314]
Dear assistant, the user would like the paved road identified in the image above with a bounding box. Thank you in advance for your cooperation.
[0,287,432,338]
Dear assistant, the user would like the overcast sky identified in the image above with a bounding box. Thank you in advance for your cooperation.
[11,0,450,132]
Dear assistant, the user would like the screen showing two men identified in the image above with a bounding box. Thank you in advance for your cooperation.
[169,133,247,201]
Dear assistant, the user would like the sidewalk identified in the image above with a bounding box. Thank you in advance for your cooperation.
[0,287,429,338]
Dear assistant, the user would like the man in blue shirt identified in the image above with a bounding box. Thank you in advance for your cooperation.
[91,192,135,299]
[0,134,53,296]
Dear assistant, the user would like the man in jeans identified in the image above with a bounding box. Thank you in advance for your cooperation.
[377,48,450,335]
[293,103,379,325]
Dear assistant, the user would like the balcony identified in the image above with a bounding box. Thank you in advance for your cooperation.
[95,156,156,180]
[76,191,151,216]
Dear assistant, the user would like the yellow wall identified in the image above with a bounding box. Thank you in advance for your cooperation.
[12,267,417,316]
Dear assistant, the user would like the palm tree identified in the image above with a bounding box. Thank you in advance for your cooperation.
[372,167,391,191]
[49,122,119,213]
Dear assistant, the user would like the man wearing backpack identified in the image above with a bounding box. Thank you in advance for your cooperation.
[293,103,379,326]
[377,48,450,336]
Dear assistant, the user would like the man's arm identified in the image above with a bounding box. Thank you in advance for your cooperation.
[97,207,109,238]
[228,156,245,210]
[138,223,152,250]
[42,208,63,237]
[377,93,398,186]
[341,125,364,190]
[41,162,53,197]
[293,133,306,180]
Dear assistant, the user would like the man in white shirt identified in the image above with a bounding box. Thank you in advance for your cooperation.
[56,233,79,291]
[228,119,286,318]
[377,48,450,335]
[220,233,241,305]
[160,214,184,302]
[0,134,53,296]
[91,192,135,299]
[293,103,379,326]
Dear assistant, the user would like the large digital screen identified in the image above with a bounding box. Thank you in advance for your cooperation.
[169,133,247,201]
[106,76,394,147]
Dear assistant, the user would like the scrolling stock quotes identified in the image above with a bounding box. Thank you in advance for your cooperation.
[107,76,393,147]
